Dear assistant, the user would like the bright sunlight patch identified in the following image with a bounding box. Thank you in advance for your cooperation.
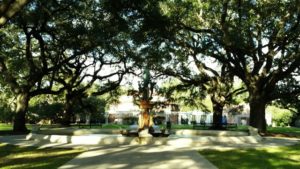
[199,144,300,169]
[0,143,83,169]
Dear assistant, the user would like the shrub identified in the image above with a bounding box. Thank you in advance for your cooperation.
[28,102,64,124]
[0,105,13,123]
[269,106,293,127]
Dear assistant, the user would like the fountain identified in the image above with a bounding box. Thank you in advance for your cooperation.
[137,68,155,137]
[122,67,168,138]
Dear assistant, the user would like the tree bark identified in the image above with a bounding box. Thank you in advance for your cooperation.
[212,101,224,130]
[210,94,226,130]
[61,94,74,126]
[13,92,29,132]
[249,95,267,133]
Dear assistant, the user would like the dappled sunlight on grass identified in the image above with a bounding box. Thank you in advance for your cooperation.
[200,144,300,169]
[0,143,84,169]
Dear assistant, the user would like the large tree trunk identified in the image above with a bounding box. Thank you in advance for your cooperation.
[212,101,224,130]
[61,95,74,126]
[249,95,267,133]
[13,93,29,132]
[210,95,225,130]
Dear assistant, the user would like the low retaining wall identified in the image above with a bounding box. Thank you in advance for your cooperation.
[35,128,121,135]
[174,129,249,137]
[26,132,262,147]
[168,135,262,147]
[36,128,249,137]
[26,133,169,145]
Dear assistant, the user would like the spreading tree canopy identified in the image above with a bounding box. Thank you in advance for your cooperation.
[0,0,133,131]
[151,0,300,132]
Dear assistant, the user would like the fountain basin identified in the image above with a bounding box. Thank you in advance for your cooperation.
[174,129,249,137]
[26,129,261,146]
[35,128,122,135]
[26,133,169,145]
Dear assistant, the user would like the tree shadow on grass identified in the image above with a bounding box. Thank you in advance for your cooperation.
[199,144,300,169]
[0,130,30,136]
[60,144,207,169]
[0,143,83,169]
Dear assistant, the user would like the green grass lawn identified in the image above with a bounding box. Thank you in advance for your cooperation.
[0,143,83,169]
[267,127,300,137]
[200,144,300,169]
[0,123,35,131]
[0,123,32,135]
[0,124,12,131]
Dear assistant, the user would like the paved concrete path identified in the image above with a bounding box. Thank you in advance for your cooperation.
[1,135,300,169]
[0,135,217,169]
[59,145,217,169]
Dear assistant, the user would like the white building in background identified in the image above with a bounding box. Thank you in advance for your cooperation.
[108,95,140,116]
[107,96,272,126]
[107,96,140,123]
[178,111,213,125]
[224,104,272,126]
[179,104,272,126]
[107,95,180,124]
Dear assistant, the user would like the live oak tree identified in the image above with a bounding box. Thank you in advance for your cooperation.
[55,48,130,126]
[116,0,300,132]
[51,1,135,126]
[104,0,247,128]
[0,0,121,132]
[0,0,76,132]
[153,0,300,132]
[158,43,245,129]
